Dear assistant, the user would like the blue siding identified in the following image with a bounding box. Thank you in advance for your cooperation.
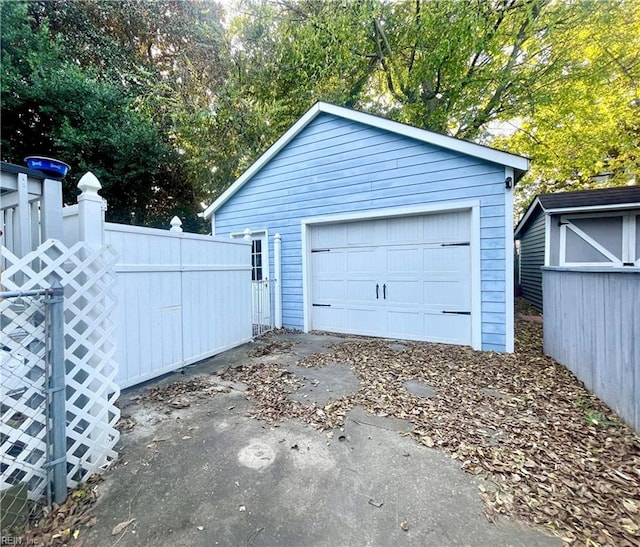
[215,113,509,351]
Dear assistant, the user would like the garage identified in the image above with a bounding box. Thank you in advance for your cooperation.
[308,210,473,345]
[205,102,529,352]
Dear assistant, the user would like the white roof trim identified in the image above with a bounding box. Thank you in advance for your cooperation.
[203,102,530,219]
[514,197,543,238]
[514,198,640,238]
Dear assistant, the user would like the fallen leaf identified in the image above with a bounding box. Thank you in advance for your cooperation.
[111,518,135,535]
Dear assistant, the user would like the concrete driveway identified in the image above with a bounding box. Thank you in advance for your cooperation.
[83,333,560,547]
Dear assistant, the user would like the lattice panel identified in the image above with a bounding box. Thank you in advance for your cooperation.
[1,294,49,501]
[1,240,120,493]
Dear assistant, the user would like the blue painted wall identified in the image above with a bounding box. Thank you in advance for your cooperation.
[215,113,509,351]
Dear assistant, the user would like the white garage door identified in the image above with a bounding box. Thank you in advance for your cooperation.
[309,210,472,345]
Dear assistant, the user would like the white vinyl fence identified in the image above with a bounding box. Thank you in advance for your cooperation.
[543,267,640,431]
[105,224,252,388]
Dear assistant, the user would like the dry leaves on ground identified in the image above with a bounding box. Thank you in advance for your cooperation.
[138,376,230,409]
[21,475,102,547]
[225,304,640,546]
[248,340,295,357]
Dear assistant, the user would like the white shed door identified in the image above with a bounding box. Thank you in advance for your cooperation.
[310,211,472,345]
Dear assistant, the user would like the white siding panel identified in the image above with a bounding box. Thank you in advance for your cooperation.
[106,225,252,388]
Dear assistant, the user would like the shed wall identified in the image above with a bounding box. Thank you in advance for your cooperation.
[215,113,510,351]
[518,209,545,310]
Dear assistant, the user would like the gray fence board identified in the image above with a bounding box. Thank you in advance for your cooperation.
[542,267,640,430]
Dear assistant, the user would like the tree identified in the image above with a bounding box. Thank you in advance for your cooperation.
[1,1,225,230]
[499,0,640,213]
[228,0,597,140]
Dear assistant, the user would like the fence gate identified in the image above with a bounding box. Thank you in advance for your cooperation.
[252,278,275,336]
[1,287,66,535]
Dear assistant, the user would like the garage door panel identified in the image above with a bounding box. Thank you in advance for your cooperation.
[313,251,346,274]
[347,248,377,272]
[384,280,421,305]
[385,311,422,338]
[312,306,345,331]
[423,247,469,272]
[386,247,422,273]
[346,308,379,335]
[310,210,473,345]
[386,216,423,243]
[424,313,470,344]
[422,210,470,242]
[311,224,346,248]
[424,280,469,308]
[346,220,378,245]
[312,279,346,301]
[346,279,377,302]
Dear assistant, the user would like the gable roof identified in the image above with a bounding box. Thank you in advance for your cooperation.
[203,102,530,219]
[515,186,640,238]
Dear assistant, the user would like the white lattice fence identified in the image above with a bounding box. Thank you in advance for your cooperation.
[0,294,48,501]
[1,239,120,493]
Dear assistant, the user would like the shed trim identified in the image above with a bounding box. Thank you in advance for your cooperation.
[204,102,529,219]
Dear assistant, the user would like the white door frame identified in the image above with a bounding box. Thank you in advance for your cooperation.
[231,228,271,327]
[301,200,482,350]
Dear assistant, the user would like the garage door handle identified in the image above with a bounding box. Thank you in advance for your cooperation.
[441,310,471,315]
[383,284,386,299]
[376,284,379,299]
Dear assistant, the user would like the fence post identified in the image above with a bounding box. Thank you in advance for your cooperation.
[274,233,282,329]
[170,216,183,232]
[47,280,67,504]
[77,172,105,248]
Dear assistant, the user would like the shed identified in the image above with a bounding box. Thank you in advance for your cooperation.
[203,102,529,352]
[514,186,640,310]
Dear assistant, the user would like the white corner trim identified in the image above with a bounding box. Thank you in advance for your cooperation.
[470,204,482,351]
[301,222,311,333]
[203,101,529,219]
[210,213,215,236]
[544,213,551,266]
[504,167,515,353]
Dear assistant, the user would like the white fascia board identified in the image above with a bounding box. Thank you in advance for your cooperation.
[514,197,542,238]
[203,103,324,219]
[544,203,640,215]
[203,101,529,219]
[319,102,530,173]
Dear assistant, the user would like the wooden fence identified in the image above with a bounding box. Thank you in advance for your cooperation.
[542,267,640,431]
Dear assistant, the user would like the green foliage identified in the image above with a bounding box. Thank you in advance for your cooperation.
[1,0,222,230]
[499,0,640,215]
[2,0,638,227]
